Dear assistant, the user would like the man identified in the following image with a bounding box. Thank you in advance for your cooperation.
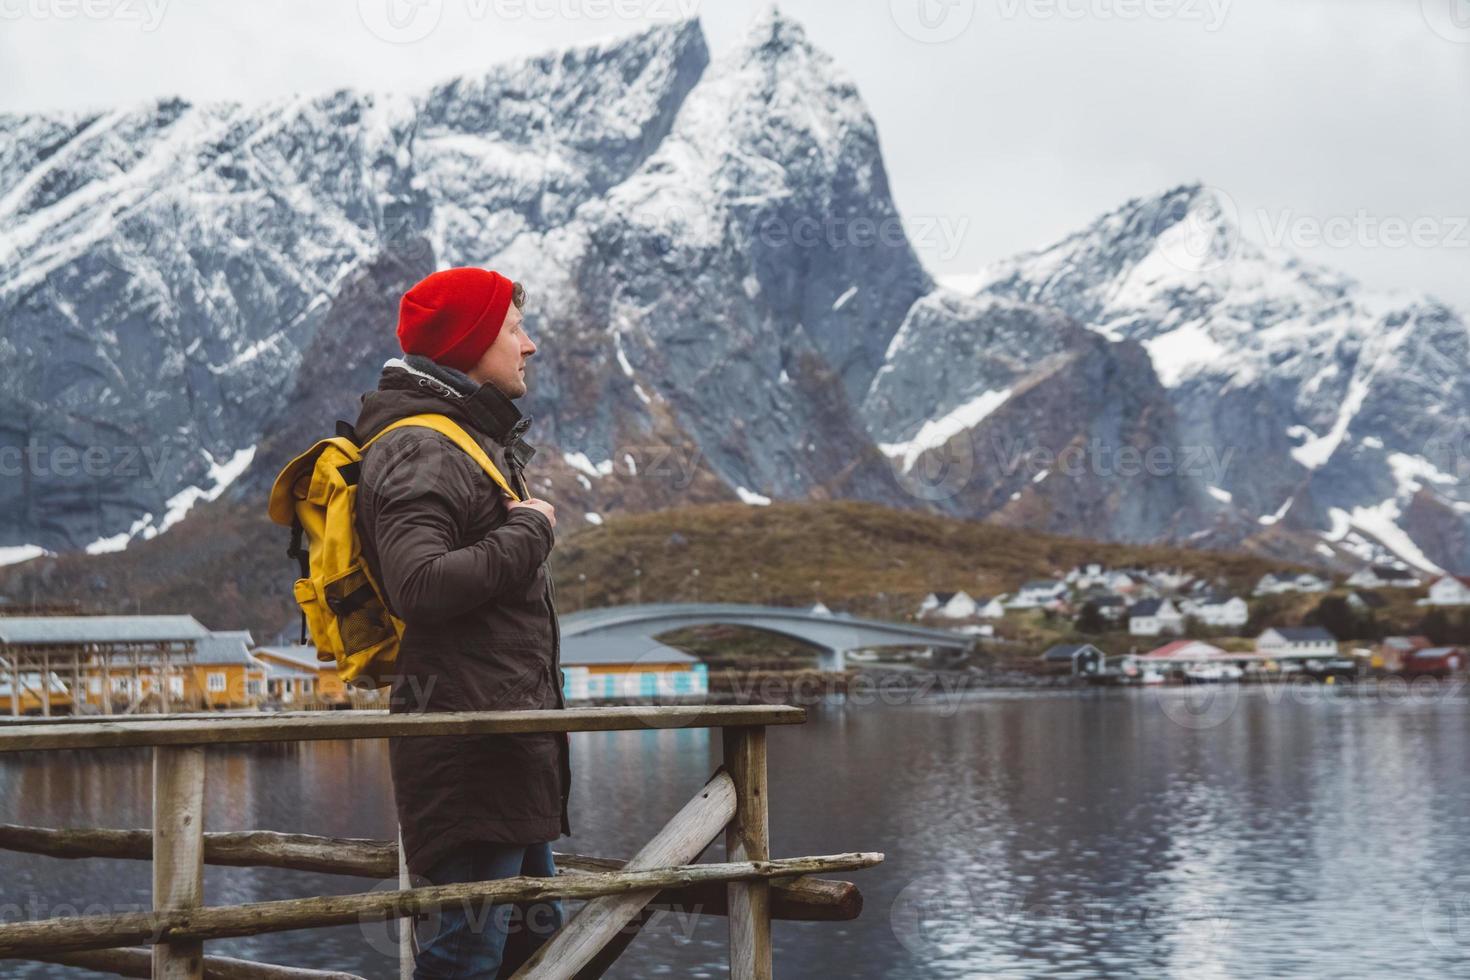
[354,266,569,978]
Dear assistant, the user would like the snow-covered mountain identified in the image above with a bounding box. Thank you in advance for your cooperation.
[863,185,1470,572]
[3,13,1468,576]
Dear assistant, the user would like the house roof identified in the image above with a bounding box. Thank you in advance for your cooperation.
[1372,566,1418,581]
[1143,640,1227,659]
[253,645,328,672]
[560,634,699,667]
[1383,635,1432,651]
[1021,579,1064,591]
[1195,595,1240,607]
[193,631,259,666]
[1349,590,1387,608]
[1265,626,1336,643]
[259,661,318,681]
[932,591,957,603]
[1129,598,1169,617]
[1412,647,1463,659]
[1041,644,1100,662]
[0,615,209,646]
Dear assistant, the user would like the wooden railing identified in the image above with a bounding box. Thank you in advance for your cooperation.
[0,706,882,979]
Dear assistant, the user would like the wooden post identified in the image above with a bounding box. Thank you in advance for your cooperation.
[512,770,739,979]
[8,654,20,717]
[153,745,206,979]
[398,828,413,980]
[70,654,82,715]
[102,649,112,716]
[131,649,142,714]
[723,726,771,980]
[40,652,50,717]
[160,647,171,715]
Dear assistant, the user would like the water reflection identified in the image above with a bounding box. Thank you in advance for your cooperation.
[2,689,1468,978]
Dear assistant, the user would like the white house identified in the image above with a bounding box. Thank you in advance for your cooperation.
[972,596,1007,619]
[1066,563,1107,588]
[1254,572,1331,596]
[1181,595,1249,629]
[1346,565,1421,589]
[1424,576,1470,606]
[1255,626,1338,660]
[919,591,979,619]
[1010,579,1068,609]
[1128,598,1184,637]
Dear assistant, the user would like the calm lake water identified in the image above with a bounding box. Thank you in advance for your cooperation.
[3,687,1469,978]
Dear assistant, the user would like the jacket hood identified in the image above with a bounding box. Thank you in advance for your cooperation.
[355,356,537,466]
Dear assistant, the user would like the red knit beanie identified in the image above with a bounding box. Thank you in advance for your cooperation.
[396,267,515,372]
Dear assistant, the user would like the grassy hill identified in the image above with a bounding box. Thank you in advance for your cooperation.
[550,500,1302,617]
[0,498,1310,643]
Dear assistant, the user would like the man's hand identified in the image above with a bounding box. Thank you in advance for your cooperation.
[509,497,556,529]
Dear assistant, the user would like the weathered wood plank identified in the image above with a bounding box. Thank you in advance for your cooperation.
[0,706,805,753]
[0,853,883,957]
[33,946,366,979]
[724,727,772,980]
[0,824,863,920]
[153,745,206,979]
[511,770,739,979]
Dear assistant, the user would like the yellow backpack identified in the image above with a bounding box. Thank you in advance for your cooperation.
[267,413,520,687]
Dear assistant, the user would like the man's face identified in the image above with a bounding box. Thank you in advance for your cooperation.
[467,300,537,398]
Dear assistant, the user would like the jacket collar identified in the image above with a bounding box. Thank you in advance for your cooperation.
[382,356,536,464]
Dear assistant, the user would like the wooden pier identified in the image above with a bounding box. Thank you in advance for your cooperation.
[0,705,881,978]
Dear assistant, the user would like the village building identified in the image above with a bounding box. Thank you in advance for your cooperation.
[1375,635,1432,672]
[1346,565,1421,589]
[1401,647,1464,678]
[1040,643,1105,676]
[1255,626,1338,661]
[190,631,266,709]
[1181,595,1249,628]
[1009,580,1069,609]
[0,614,209,716]
[1424,575,1470,606]
[918,590,979,619]
[1141,639,1229,663]
[1087,595,1128,622]
[1128,598,1184,637]
[1346,590,1388,613]
[1253,572,1331,596]
[252,645,346,704]
[560,634,709,701]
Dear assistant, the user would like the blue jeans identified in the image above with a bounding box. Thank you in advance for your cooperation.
[413,842,564,979]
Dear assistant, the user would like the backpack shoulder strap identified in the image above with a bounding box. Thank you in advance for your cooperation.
[362,414,521,502]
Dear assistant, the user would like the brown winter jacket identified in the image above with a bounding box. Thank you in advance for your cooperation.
[353,354,569,879]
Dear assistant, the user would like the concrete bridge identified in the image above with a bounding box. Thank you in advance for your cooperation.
[559,602,974,672]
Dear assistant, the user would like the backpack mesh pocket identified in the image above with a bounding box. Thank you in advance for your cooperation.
[324,567,395,655]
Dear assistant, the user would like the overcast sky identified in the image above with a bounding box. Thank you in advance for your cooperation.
[3,0,1467,308]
